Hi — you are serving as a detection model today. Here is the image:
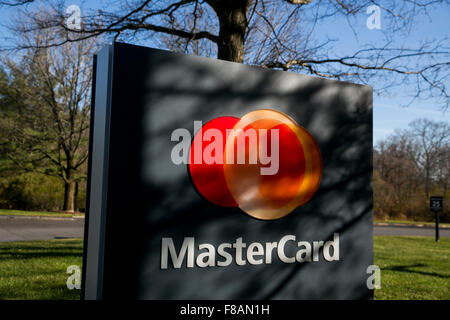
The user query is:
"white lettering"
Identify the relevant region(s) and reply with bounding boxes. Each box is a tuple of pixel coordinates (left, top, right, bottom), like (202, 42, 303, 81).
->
(161, 237, 194, 269)
(161, 234, 340, 269)
(296, 241, 312, 262)
(196, 243, 216, 267)
(277, 235, 296, 263)
(217, 243, 233, 267)
(233, 237, 247, 266)
(323, 233, 340, 261)
(247, 242, 264, 265)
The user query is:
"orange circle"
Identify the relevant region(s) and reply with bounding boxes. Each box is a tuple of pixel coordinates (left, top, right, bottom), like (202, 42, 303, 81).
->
(223, 109, 322, 220)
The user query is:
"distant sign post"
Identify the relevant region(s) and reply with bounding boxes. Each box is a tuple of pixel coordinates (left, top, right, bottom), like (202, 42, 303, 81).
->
(430, 196, 443, 242)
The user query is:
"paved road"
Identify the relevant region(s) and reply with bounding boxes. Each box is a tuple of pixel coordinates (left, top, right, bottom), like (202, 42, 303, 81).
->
(0, 216, 84, 242)
(0, 216, 449, 242)
(373, 225, 450, 237)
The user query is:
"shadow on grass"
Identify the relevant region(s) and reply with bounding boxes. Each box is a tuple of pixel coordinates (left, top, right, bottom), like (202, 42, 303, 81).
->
(384, 264, 450, 279)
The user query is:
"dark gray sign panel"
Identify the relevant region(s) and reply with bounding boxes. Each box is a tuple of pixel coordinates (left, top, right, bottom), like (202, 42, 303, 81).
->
(430, 196, 443, 212)
(83, 42, 373, 299)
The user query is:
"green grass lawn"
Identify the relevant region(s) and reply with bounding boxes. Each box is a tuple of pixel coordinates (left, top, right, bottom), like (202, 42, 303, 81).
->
(0, 208, 84, 218)
(0, 239, 82, 300)
(374, 236, 450, 300)
(0, 236, 448, 300)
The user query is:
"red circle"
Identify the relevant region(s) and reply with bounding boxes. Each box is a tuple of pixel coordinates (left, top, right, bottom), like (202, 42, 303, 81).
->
(188, 116, 239, 207)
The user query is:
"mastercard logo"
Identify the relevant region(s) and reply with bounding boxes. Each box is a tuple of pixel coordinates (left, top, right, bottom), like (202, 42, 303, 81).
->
(188, 109, 322, 220)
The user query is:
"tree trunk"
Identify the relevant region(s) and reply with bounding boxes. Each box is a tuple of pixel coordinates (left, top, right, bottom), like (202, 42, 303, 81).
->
(74, 181, 79, 212)
(444, 184, 448, 211)
(63, 170, 76, 213)
(214, 0, 251, 63)
(425, 166, 430, 199)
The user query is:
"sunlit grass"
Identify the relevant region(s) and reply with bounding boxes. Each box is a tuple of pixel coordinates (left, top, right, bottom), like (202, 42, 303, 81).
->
(0, 209, 84, 218)
(374, 236, 450, 300)
(0, 239, 82, 300)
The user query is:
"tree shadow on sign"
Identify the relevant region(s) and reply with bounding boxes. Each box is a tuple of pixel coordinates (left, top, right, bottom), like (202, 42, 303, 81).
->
(384, 264, 450, 279)
(101, 43, 374, 300)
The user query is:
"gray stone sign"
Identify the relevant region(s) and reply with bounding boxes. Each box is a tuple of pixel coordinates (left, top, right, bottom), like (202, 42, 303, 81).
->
(83, 42, 373, 300)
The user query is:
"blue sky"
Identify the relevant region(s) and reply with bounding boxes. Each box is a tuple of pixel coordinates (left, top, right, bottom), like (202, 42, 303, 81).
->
(309, 3, 450, 144)
(0, 0, 448, 146)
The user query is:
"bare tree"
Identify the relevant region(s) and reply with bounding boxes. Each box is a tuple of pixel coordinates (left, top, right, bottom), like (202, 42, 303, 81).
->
(374, 122, 450, 220)
(406, 118, 450, 199)
(374, 133, 422, 217)
(0, 18, 96, 212)
(1, 0, 449, 108)
(436, 145, 450, 202)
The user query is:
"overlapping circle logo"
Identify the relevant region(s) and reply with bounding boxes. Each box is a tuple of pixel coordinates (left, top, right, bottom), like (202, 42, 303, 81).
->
(188, 109, 322, 220)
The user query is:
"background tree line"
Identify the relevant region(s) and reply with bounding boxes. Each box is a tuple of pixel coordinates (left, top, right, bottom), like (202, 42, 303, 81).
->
(0, 21, 96, 213)
(374, 119, 450, 222)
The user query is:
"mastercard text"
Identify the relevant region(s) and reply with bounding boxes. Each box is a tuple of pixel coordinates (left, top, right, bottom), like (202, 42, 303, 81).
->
(160, 233, 339, 269)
